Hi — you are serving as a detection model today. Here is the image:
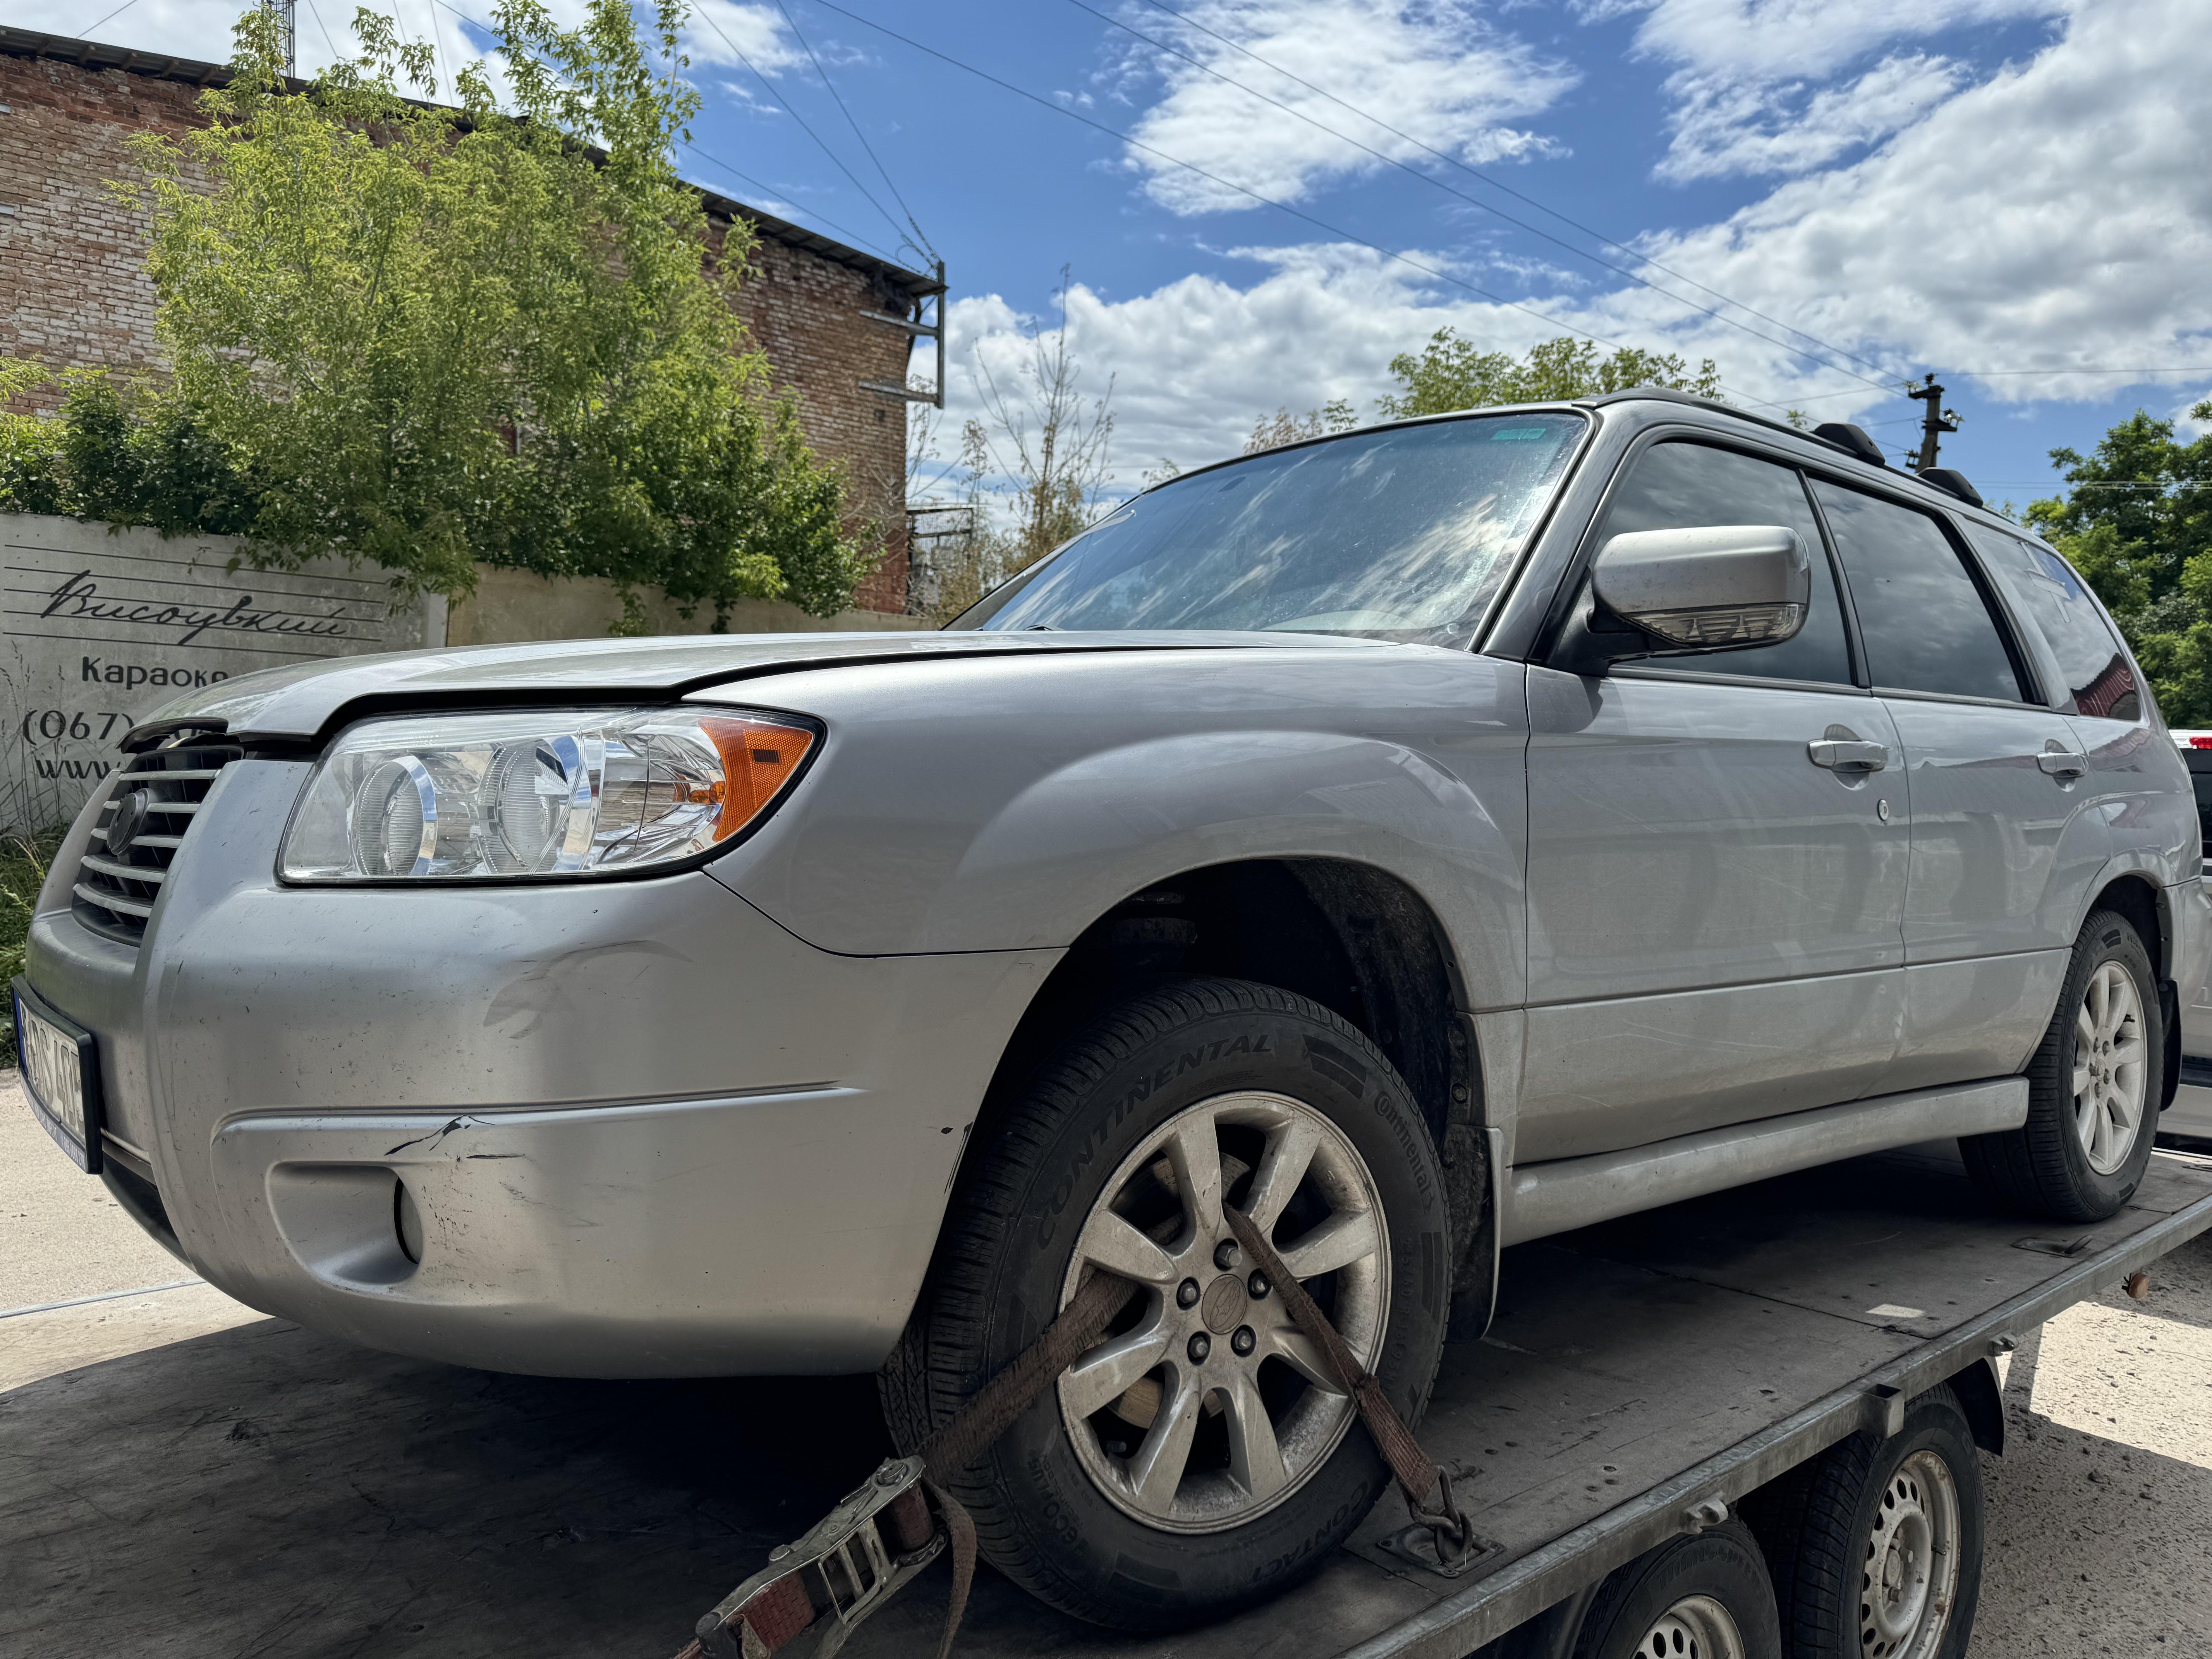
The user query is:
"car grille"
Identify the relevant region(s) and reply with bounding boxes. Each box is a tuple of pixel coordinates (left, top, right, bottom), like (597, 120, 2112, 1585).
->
(70, 742, 244, 946)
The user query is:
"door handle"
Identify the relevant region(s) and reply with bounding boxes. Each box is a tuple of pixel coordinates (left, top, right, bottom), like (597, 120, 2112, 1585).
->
(2038, 745, 2089, 779)
(1808, 739, 1888, 773)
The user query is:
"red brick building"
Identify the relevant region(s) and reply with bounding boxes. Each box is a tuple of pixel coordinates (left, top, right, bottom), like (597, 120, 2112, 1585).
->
(0, 26, 941, 615)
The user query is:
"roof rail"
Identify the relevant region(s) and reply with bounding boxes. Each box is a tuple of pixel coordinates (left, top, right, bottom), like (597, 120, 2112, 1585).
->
(1577, 385, 1866, 462)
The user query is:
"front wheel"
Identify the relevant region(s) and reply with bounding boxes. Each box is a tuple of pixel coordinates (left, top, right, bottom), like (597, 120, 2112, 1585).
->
(880, 978, 1451, 1631)
(1961, 908, 2161, 1221)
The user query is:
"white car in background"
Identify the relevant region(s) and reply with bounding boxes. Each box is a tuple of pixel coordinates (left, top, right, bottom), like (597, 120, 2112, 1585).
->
(2170, 729, 2212, 1143)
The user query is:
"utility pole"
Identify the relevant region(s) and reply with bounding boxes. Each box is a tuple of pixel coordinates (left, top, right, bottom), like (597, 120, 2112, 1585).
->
(263, 0, 297, 79)
(1905, 374, 1960, 471)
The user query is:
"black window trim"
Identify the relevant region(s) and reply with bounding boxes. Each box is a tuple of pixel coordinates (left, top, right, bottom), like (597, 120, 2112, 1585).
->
(1796, 467, 2051, 713)
(1540, 424, 1866, 692)
(1540, 420, 2059, 713)
(1611, 663, 1872, 697)
(1967, 520, 2148, 725)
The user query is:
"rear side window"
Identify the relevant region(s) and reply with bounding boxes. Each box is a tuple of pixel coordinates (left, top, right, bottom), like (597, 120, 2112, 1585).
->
(1597, 441, 1852, 686)
(1811, 481, 2027, 703)
(1963, 524, 2142, 721)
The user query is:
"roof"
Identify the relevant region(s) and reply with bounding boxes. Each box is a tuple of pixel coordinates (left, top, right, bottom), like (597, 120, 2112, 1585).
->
(0, 24, 940, 299)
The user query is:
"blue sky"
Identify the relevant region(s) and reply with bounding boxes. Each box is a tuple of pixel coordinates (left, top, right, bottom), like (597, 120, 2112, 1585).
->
(33, 0, 2212, 510)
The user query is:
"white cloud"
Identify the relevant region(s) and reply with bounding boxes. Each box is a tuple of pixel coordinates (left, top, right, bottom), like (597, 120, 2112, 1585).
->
(681, 1, 802, 77)
(1657, 53, 1965, 180)
(5, 0, 472, 77)
(1596, 0, 2064, 182)
(1113, 0, 1577, 215)
(950, 0, 2212, 477)
(1625, 0, 2212, 406)
(1611, 0, 2059, 81)
(943, 249, 1589, 480)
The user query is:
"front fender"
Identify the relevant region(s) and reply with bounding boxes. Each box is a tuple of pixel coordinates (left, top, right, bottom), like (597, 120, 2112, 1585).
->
(698, 648, 1531, 1010)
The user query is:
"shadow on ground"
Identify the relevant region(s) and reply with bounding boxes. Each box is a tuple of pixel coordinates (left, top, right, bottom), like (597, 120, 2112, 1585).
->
(1, 1317, 918, 1658)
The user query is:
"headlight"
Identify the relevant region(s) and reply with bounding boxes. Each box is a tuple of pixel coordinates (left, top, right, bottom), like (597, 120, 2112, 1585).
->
(280, 707, 818, 883)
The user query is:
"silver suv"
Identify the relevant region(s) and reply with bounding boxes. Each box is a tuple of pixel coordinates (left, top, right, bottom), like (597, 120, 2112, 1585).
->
(18, 391, 2205, 1631)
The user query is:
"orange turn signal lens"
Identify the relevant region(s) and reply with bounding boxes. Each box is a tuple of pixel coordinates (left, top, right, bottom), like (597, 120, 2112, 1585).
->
(696, 716, 818, 842)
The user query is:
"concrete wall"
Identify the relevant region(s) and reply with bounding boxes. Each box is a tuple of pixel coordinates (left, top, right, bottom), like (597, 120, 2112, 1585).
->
(446, 564, 928, 647)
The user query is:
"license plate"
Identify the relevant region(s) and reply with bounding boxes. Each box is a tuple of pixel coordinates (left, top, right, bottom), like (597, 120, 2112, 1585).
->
(12, 979, 103, 1173)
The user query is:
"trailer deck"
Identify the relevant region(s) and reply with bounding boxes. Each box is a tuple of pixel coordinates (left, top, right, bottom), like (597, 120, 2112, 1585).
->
(7, 1142, 2209, 1659)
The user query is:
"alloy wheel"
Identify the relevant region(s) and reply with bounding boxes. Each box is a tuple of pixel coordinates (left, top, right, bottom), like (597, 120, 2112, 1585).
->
(1054, 1091, 1389, 1533)
(2073, 961, 2148, 1176)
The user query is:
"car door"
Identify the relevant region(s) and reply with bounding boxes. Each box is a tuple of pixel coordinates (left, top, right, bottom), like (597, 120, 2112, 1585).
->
(1811, 481, 2101, 1092)
(1519, 438, 1911, 1163)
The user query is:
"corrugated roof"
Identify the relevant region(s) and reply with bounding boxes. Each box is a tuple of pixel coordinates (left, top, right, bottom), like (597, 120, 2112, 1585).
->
(0, 24, 940, 298)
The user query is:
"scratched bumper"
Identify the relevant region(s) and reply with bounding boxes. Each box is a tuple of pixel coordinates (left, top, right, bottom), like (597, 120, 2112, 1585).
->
(22, 759, 1058, 1377)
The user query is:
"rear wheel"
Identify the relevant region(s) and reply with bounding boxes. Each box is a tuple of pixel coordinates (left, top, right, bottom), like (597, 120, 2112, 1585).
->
(1570, 1520, 1779, 1659)
(1744, 1384, 1983, 1659)
(1961, 908, 2160, 1221)
(881, 977, 1450, 1630)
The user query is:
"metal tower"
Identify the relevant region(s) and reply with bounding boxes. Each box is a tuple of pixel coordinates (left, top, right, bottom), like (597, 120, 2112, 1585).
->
(264, 0, 297, 78)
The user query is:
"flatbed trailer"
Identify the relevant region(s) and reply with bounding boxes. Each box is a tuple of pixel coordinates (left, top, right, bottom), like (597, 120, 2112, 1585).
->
(806, 1140, 2212, 1659)
(10, 1139, 2210, 1659)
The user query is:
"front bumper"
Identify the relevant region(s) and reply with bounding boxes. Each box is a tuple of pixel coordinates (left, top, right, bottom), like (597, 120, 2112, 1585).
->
(24, 759, 1057, 1376)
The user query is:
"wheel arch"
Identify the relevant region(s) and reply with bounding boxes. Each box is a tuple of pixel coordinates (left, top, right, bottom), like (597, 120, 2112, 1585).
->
(959, 855, 1499, 1327)
(976, 856, 1472, 1147)
(2080, 869, 2180, 1113)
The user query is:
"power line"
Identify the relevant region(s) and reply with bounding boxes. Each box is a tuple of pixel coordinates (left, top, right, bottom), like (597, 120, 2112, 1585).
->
(691, 5, 911, 253)
(1071, 0, 1897, 397)
(805, 0, 1676, 365)
(76, 0, 142, 39)
(676, 139, 907, 264)
(302, 0, 340, 59)
(423, 0, 907, 264)
(1128, 0, 1899, 387)
(775, 0, 936, 261)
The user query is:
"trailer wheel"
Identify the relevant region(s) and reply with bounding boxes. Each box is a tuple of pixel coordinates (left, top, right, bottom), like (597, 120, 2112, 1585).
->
(1745, 1383, 1984, 1659)
(1571, 1520, 1778, 1659)
(1960, 908, 2160, 1221)
(880, 977, 1450, 1631)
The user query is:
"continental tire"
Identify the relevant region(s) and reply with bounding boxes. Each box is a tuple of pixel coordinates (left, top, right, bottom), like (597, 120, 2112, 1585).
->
(1744, 1383, 1983, 1659)
(1961, 908, 2160, 1222)
(880, 977, 1451, 1631)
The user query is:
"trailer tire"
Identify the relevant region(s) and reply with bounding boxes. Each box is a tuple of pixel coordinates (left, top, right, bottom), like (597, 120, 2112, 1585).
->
(1961, 908, 2160, 1222)
(1745, 1383, 1983, 1659)
(880, 977, 1451, 1632)
(1570, 1519, 1779, 1659)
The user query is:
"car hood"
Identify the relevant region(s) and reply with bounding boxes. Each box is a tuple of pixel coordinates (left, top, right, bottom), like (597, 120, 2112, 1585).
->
(138, 629, 1395, 743)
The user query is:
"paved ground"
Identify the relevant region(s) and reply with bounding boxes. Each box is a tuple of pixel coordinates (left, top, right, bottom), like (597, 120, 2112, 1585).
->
(5, 1072, 2209, 1656)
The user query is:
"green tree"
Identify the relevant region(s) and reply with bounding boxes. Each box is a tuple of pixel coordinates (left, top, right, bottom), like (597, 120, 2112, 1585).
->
(1244, 398, 1358, 455)
(2025, 404, 2212, 723)
(1, 2, 874, 627)
(1377, 332, 1724, 418)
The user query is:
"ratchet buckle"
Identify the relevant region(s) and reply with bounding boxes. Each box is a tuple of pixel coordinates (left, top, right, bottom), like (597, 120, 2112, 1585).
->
(691, 1456, 943, 1659)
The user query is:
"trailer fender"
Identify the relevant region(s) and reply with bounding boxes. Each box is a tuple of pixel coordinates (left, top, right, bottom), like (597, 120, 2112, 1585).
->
(1947, 1355, 2007, 1456)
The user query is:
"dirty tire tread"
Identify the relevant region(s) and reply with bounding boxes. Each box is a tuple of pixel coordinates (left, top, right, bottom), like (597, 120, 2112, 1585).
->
(1960, 909, 2159, 1223)
(879, 975, 1446, 1630)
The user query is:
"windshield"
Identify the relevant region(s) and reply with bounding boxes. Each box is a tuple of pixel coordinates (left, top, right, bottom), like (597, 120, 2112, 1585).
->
(956, 412, 1585, 644)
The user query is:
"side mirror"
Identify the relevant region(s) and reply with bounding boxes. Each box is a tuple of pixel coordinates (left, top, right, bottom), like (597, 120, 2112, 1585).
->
(1591, 525, 1810, 651)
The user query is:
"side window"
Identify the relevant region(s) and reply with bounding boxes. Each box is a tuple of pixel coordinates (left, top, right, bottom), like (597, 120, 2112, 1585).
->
(1810, 481, 2027, 703)
(1595, 441, 1852, 686)
(1964, 524, 2142, 721)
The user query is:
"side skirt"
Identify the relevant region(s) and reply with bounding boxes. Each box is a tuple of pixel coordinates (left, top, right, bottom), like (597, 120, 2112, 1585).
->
(1502, 1078, 2029, 1246)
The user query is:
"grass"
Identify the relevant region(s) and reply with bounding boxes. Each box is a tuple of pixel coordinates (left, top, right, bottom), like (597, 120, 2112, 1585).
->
(0, 828, 65, 1066)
